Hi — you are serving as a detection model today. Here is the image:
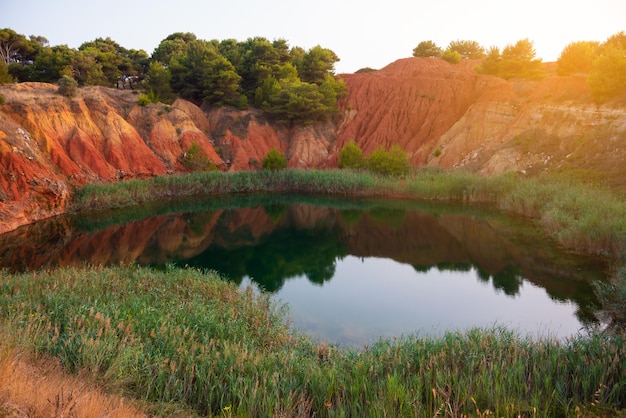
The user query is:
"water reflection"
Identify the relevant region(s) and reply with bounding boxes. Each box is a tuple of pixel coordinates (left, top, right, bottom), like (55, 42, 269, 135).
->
(0, 194, 607, 342)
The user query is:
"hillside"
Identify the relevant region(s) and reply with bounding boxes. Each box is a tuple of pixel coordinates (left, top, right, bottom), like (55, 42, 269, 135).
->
(1, 57, 626, 233)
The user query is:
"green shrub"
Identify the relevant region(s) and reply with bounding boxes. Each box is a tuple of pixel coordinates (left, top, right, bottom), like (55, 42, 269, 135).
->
(262, 147, 288, 170)
(367, 144, 411, 177)
(442, 48, 462, 64)
(137, 93, 151, 106)
(0, 93, 5, 105)
(433, 148, 442, 157)
(183, 142, 217, 172)
(338, 139, 364, 169)
(57, 75, 78, 98)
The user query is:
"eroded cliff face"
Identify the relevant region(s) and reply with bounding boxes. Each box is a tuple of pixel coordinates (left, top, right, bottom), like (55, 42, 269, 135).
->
(1, 57, 626, 233)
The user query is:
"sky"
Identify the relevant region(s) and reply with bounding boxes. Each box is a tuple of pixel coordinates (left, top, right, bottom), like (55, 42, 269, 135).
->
(1, 0, 624, 74)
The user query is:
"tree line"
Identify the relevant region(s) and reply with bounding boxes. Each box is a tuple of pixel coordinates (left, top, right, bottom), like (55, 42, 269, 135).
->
(0, 28, 346, 124)
(412, 32, 626, 102)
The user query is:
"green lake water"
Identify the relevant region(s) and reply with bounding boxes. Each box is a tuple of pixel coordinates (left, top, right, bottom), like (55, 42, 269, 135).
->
(0, 194, 607, 346)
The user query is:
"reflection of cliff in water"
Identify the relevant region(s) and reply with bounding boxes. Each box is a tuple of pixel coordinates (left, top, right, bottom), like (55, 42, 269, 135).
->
(0, 198, 606, 323)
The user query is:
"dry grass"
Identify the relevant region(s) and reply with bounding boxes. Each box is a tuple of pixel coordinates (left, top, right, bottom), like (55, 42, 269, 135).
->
(0, 345, 147, 418)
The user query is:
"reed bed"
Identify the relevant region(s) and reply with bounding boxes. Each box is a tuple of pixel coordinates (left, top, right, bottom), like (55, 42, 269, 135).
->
(0, 266, 623, 417)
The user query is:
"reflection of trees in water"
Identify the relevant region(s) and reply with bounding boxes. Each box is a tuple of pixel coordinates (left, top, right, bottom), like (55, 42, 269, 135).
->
(413, 261, 601, 326)
(185, 228, 347, 292)
(262, 204, 287, 223)
(412, 263, 522, 296)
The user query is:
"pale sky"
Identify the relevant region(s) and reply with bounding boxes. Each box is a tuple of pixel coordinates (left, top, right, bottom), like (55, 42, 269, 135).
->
(1, 0, 624, 74)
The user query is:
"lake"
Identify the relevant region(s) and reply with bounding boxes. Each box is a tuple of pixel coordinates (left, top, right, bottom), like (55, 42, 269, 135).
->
(0, 194, 607, 346)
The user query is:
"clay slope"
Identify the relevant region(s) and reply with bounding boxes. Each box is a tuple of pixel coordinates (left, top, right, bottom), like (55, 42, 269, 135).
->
(0, 84, 336, 233)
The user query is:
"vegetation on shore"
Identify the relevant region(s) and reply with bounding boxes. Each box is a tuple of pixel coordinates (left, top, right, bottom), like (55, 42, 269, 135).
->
(0, 265, 624, 417)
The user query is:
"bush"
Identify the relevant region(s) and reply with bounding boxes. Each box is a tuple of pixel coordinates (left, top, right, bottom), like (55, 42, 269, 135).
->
(0, 93, 5, 105)
(442, 49, 462, 64)
(183, 142, 217, 172)
(262, 147, 288, 170)
(57, 75, 78, 97)
(367, 144, 410, 177)
(338, 139, 364, 169)
(137, 93, 151, 106)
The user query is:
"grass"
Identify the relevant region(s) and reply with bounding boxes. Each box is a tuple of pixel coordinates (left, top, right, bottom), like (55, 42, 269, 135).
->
(73, 168, 626, 260)
(0, 344, 145, 417)
(0, 265, 624, 417)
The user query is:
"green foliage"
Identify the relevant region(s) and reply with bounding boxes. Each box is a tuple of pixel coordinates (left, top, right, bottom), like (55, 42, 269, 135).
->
(0, 60, 14, 83)
(412, 40, 442, 58)
(447, 40, 486, 59)
(338, 139, 365, 169)
(2, 28, 345, 125)
(261, 147, 288, 170)
(137, 93, 151, 106)
(367, 144, 411, 176)
(587, 32, 626, 102)
(476, 39, 544, 79)
(152, 32, 197, 65)
(299, 45, 340, 84)
(144, 61, 173, 103)
(355, 67, 377, 74)
(0, 28, 44, 67)
(78, 37, 148, 88)
(556, 41, 600, 75)
(183, 142, 217, 172)
(57, 75, 78, 97)
(28, 44, 75, 83)
(0, 93, 5, 105)
(441, 48, 462, 64)
(0, 266, 623, 416)
(170, 39, 243, 106)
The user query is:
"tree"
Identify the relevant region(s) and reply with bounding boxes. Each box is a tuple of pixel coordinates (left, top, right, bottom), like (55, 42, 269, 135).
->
(476, 46, 501, 76)
(78, 37, 148, 88)
(447, 40, 485, 59)
(0, 28, 27, 65)
(29, 44, 75, 82)
(587, 45, 626, 102)
(602, 31, 626, 52)
(499, 39, 544, 79)
(152, 32, 197, 65)
(262, 147, 288, 170)
(338, 140, 364, 169)
(556, 41, 599, 75)
(0, 60, 13, 83)
(441, 49, 462, 64)
(477, 40, 544, 80)
(300, 45, 340, 84)
(412, 41, 442, 58)
(144, 61, 173, 103)
(170, 39, 242, 106)
(71, 49, 106, 85)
